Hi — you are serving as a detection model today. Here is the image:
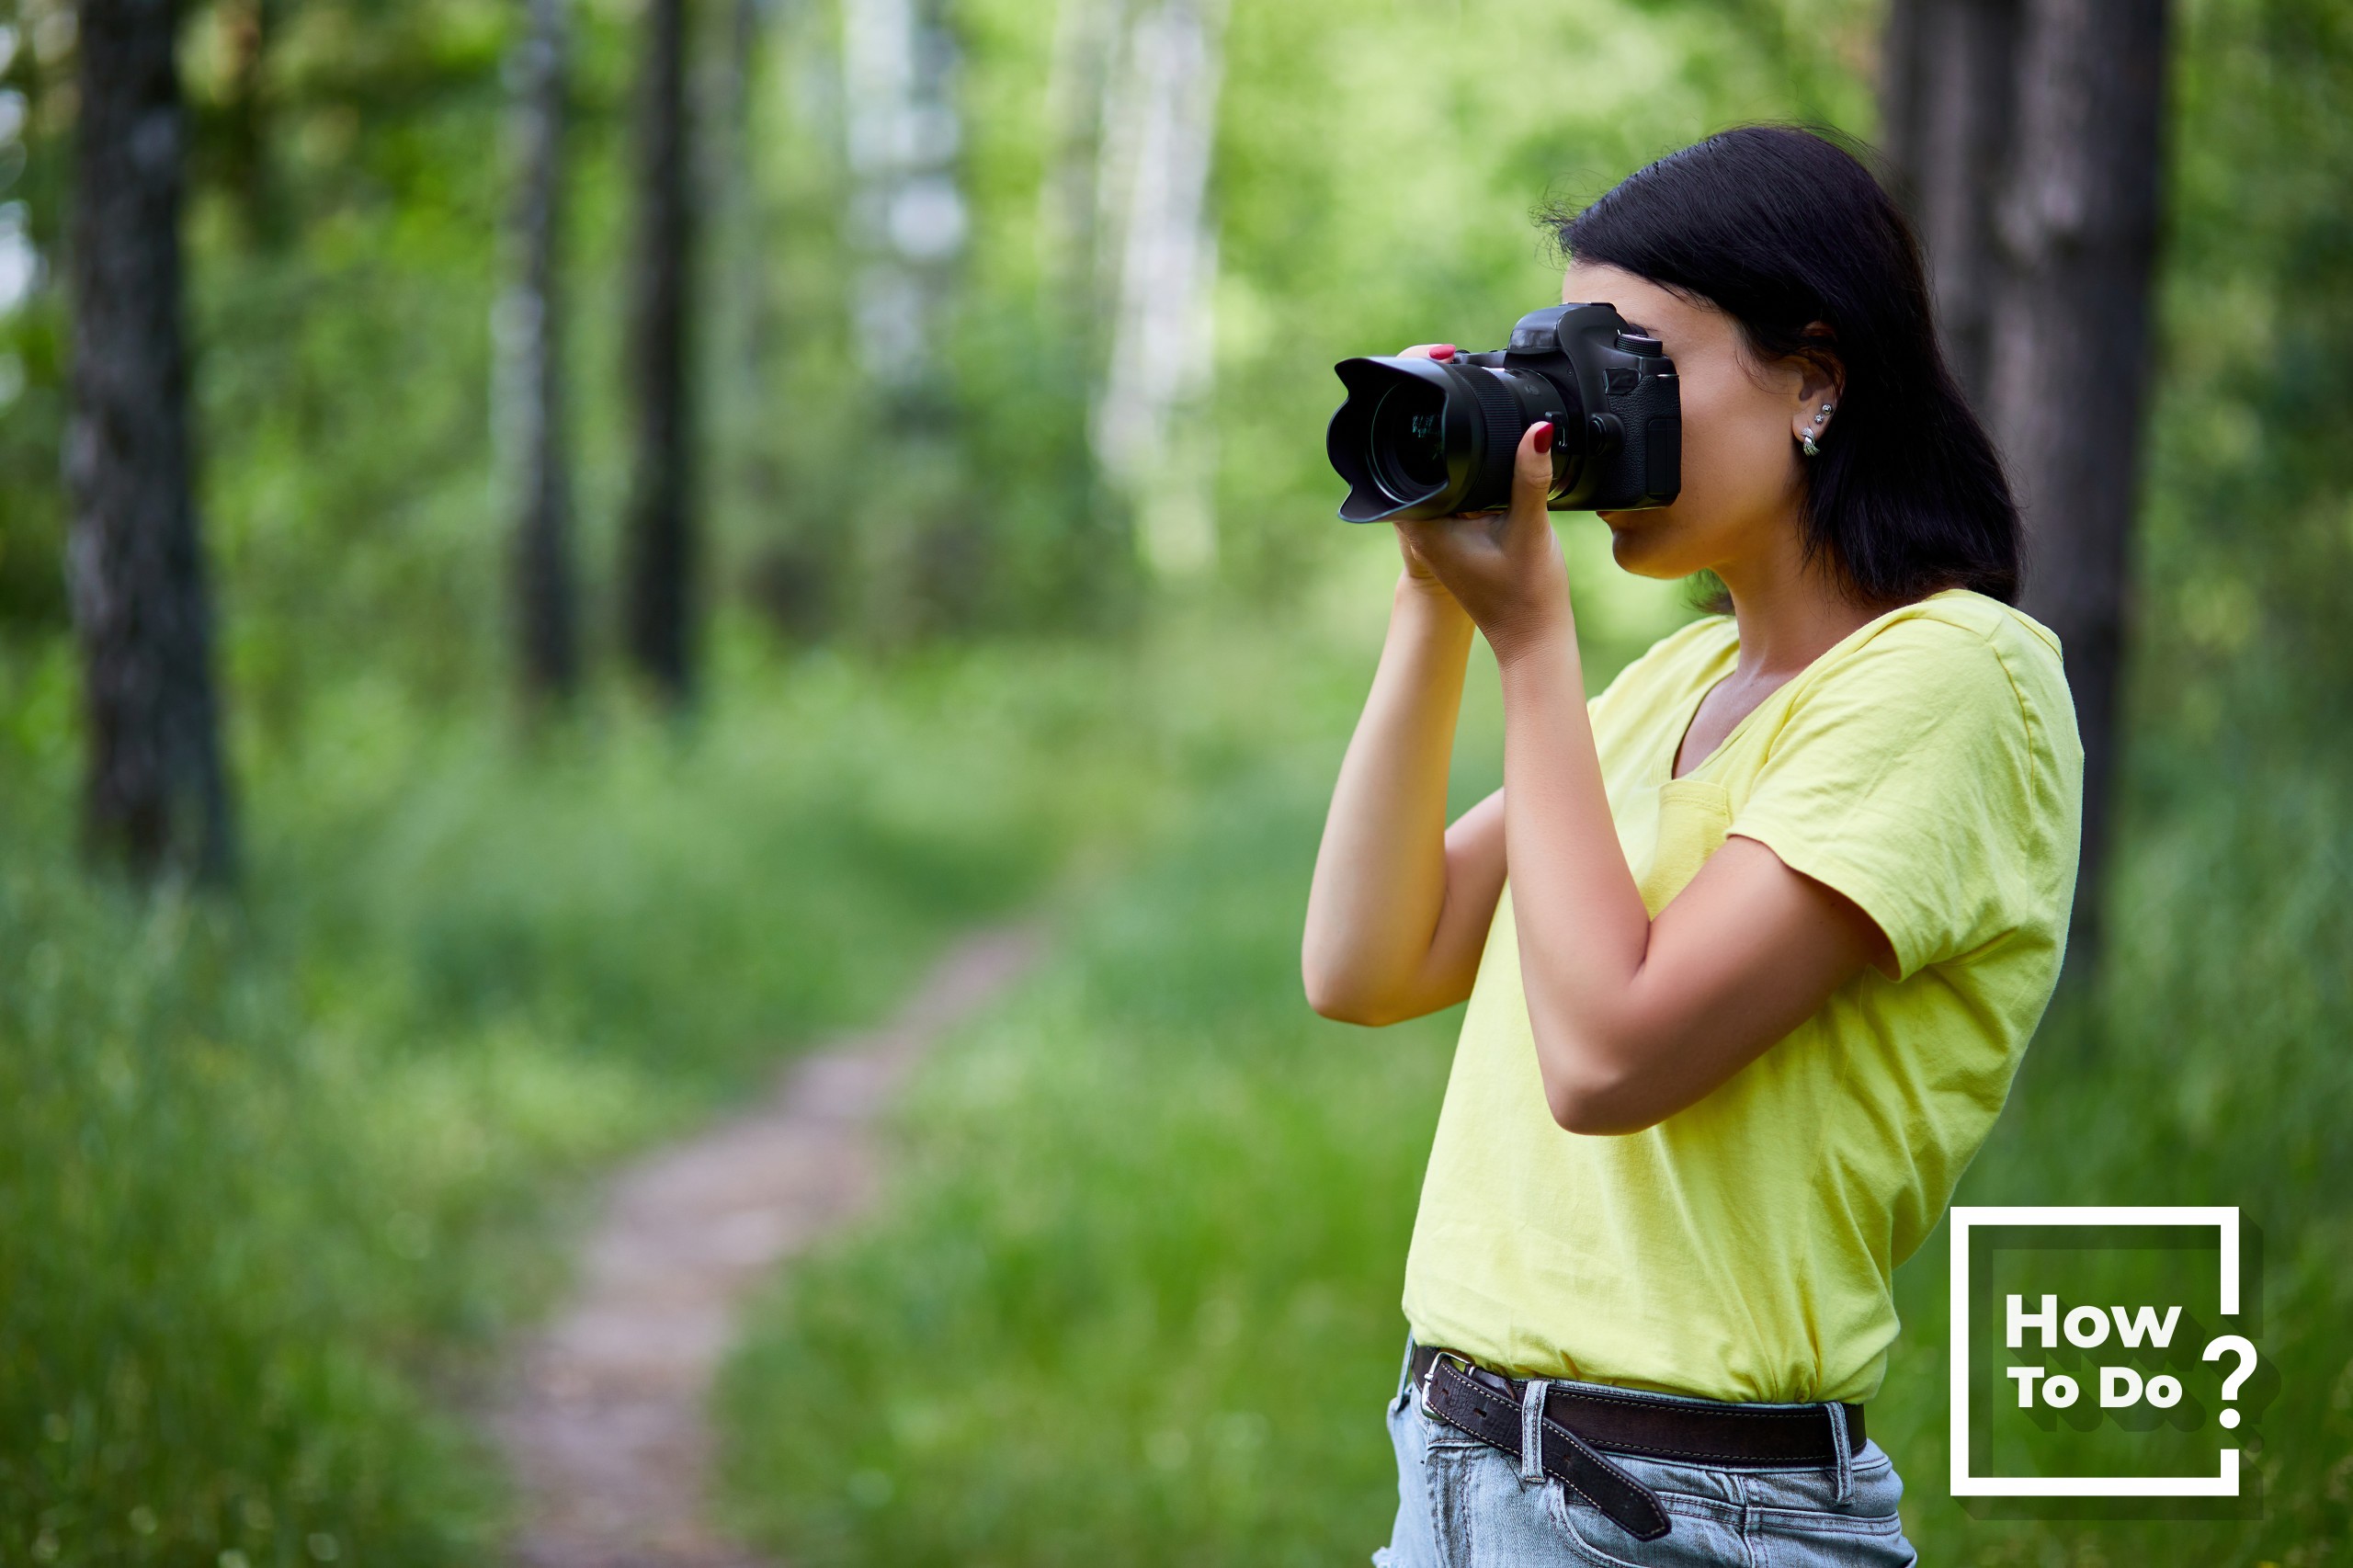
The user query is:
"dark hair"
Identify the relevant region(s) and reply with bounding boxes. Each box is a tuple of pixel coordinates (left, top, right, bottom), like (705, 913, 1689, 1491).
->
(1548, 125, 2019, 605)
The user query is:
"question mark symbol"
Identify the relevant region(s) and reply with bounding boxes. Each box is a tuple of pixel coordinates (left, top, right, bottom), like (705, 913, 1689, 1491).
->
(2203, 1335, 2257, 1429)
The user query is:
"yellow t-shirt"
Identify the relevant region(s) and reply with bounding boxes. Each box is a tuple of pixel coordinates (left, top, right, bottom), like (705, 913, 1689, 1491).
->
(1400, 587, 2083, 1403)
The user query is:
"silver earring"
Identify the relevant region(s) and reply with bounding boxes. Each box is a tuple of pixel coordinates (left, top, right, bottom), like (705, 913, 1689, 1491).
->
(1802, 432, 1820, 458)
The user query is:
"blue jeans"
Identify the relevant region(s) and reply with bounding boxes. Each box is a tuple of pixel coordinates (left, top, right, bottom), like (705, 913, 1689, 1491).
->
(1376, 1343, 1919, 1567)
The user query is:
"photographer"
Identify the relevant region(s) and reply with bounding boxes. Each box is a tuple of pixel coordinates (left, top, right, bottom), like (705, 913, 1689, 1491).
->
(1302, 126, 2083, 1566)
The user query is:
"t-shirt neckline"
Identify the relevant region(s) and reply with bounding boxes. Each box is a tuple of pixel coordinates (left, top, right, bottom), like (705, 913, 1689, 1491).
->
(1658, 589, 1972, 787)
(1663, 640, 1747, 786)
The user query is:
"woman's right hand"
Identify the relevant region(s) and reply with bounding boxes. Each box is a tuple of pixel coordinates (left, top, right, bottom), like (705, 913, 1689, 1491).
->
(1391, 344, 1460, 597)
(1304, 333, 1505, 1027)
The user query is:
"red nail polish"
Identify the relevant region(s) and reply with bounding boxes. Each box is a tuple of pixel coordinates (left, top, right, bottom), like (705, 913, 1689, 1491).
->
(1431, 344, 1457, 359)
(1529, 422, 1554, 450)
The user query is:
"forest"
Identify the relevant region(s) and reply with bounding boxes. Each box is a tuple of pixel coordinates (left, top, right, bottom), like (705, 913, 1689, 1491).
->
(1, 0, 2348, 1562)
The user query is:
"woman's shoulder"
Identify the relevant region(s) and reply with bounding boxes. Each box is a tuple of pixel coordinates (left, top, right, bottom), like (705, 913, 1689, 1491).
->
(1850, 590, 2068, 698)
(1873, 588, 2063, 665)
(1813, 589, 2082, 765)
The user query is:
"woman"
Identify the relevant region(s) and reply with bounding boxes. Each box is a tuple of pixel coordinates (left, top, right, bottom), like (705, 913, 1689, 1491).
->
(1302, 126, 2083, 1566)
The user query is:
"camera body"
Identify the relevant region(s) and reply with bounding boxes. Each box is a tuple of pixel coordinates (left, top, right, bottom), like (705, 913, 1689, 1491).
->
(1326, 302, 1681, 523)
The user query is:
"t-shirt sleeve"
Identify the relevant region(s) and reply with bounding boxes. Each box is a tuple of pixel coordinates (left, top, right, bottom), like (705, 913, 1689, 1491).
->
(1727, 619, 2061, 980)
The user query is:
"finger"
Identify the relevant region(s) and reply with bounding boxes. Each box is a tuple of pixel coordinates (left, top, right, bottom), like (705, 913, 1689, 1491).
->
(1507, 420, 1554, 506)
(1398, 343, 1459, 361)
(1395, 516, 1454, 560)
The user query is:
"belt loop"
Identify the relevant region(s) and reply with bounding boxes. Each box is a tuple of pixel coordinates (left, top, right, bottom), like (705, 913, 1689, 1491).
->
(1824, 1402, 1855, 1506)
(1519, 1379, 1551, 1483)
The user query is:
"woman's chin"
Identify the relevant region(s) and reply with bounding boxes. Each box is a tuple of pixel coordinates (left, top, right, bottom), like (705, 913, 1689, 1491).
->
(1599, 515, 1692, 580)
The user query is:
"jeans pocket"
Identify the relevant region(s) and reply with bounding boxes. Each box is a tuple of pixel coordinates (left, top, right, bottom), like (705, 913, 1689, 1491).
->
(1746, 1507, 1917, 1568)
(1745, 1442, 1905, 1519)
(1743, 1450, 1918, 1567)
(1544, 1483, 1745, 1568)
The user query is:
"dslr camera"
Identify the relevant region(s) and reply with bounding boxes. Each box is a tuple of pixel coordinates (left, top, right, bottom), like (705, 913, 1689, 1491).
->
(1325, 302, 1680, 522)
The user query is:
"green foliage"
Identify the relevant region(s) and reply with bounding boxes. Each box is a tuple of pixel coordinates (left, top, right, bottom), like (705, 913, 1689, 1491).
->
(713, 2, 2353, 1558)
(2137, 0, 2353, 729)
(713, 611, 1483, 1566)
(0, 0, 2345, 1557)
(0, 844, 498, 1567)
(1873, 748, 2353, 1555)
(0, 630, 1174, 1565)
(1206, 0, 1874, 596)
(717, 776, 1449, 1568)
(714, 609, 2351, 1566)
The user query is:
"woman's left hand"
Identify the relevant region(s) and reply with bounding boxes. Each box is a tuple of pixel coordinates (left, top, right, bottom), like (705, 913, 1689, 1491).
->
(1393, 422, 1571, 662)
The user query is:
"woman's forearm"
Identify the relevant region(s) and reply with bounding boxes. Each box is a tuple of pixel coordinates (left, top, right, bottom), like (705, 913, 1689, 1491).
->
(1302, 574, 1477, 1021)
(1473, 605, 1885, 1134)
(1493, 613, 1659, 1118)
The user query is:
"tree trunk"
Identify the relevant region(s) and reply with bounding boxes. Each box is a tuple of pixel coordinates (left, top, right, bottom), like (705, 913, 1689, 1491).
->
(841, 0, 964, 390)
(1091, 0, 1226, 577)
(1984, 0, 2170, 967)
(1882, 0, 2169, 970)
(64, 0, 235, 882)
(1878, 0, 2022, 401)
(715, 0, 771, 389)
(840, 0, 972, 636)
(506, 0, 579, 707)
(1038, 0, 1120, 316)
(620, 0, 697, 701)
(710, 0, 782, 556)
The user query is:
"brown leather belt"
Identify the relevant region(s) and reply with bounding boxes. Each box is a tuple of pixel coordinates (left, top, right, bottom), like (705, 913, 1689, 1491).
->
(1408, 1342, 1867, 1543)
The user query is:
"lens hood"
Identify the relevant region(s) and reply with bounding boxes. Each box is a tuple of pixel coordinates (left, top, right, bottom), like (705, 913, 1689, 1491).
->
(1326, 356, 1531, 523)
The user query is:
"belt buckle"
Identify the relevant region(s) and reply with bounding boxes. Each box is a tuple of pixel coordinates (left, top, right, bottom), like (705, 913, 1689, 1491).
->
(1420, 1349, 1514, 1411)
(1419, 1350, 1472, 1411)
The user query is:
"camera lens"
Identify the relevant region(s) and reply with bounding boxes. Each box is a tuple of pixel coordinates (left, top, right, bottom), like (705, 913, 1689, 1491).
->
(1330, 304, 1677, 522)
(1368, 381, 1449, 499)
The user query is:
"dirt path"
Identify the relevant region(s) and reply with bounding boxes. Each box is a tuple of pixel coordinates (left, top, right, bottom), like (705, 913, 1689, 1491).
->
(494, 919, 1049, 1568)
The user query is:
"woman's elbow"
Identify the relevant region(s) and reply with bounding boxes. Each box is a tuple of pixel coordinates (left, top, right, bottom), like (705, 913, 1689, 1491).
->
(1537, 1042, 1665, 1136)
(1307, 994, 1402, 1028)
(1546, 1083, 1662, 1135)
(1302, 964, 1381, 1026)
(1301, 960, 1415, 1028)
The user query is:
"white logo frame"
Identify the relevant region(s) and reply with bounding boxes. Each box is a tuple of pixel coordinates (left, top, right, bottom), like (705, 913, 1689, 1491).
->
(1949, 1204, 2243, 1497)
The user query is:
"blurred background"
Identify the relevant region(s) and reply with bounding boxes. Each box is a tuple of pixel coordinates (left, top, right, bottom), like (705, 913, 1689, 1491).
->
(0, 0, 2347, 1562)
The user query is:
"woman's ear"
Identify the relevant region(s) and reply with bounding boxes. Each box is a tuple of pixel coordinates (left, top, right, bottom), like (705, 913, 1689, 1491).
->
(1790, 324, 1845, 451)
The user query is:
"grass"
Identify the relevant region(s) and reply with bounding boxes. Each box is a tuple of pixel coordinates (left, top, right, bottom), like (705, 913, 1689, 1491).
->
(0, 624, 1188, 1567)
(714, 766, 1459, 1568)
(715, 582, 2352, 1567)
(9, 518, 2344, 1565)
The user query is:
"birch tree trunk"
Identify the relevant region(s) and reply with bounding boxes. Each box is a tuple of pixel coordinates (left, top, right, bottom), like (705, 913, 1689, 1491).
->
(1039, 0, 1121, 324)
(1091, 0, 1226, 577)
(503, 0, 579, 707)
(841, 0, 970, 632)
(842, 0, 966, 382)
(65, 0, 235, 881)
(621, 0, 698, 701)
